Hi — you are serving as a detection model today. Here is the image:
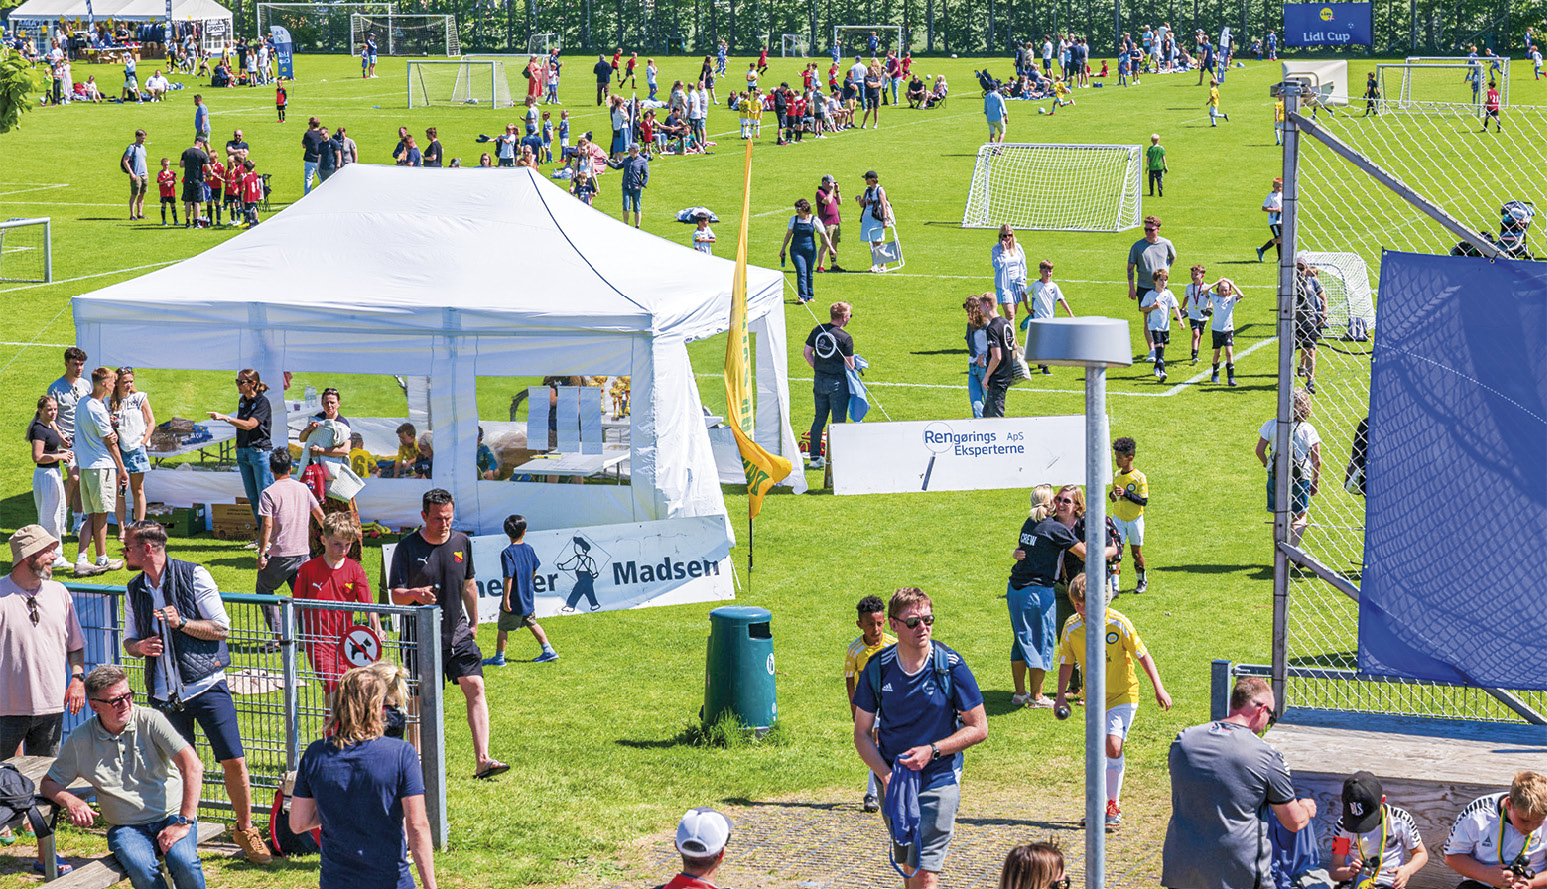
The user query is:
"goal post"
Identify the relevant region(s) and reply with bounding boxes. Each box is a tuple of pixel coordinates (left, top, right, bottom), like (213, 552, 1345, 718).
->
(524, 32, 560, 54)
(407, 59, 513, 108)
(961, 144, 1143, 233)
(353, 13, 459, 56)
(0, 217, 52, 284)
(255, 1, 393, 51)
(1377, 62, 1501, 114)
(832, 25, 905, 56)
(780, 33, 808, 57)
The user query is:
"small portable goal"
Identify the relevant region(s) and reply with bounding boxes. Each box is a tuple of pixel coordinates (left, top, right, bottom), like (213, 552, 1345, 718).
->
(961, 143, 1143, 233)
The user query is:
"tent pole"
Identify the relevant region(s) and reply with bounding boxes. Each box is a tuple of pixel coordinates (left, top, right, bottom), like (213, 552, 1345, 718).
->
(748, 513, 754, 575)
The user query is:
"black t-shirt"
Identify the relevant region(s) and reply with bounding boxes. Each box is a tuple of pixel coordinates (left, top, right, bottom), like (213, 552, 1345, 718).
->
(1063, 514, 1122, 581)
(985, 316, 1019, 387)
(389, 530, 475, 644)
(235, 394, 272, 449)
(805, 323, 853, 378)
(27, 420, 62, 465)
(1009, 517, 1080, 588)
(593, 60, 612, 83)
(180, 146, 208, 183)
(301, 128, 327, 163)
(226, 139, 249, 155)
(423, 139, 443, 167)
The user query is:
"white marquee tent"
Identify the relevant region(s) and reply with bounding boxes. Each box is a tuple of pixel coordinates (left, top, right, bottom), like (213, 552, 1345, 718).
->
(71, 164, 806, 535)
(8, 0, 233, 50)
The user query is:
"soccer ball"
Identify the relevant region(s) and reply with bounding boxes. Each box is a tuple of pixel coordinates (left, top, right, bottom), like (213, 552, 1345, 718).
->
(1038, 107, 1046, 114)
(951, 53, 958, 58)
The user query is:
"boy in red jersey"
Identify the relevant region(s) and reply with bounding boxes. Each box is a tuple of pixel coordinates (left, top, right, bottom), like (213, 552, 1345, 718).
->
(204, 152, 226, 226)
(155, 157, 179, 226)
(275, 77, 287, 123)
(293, 513, 379, 696)
(223, 156, 243, 225)
(240, 161, 263, 225)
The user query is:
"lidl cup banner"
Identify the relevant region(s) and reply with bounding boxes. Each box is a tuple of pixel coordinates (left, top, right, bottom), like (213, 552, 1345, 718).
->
(827, 416, 1087, 495)
(1284, 3, 1372, 47)
(387, 517, 734, 622)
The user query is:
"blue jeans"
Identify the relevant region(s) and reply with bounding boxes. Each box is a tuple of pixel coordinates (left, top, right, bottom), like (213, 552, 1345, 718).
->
(967, 364, 987, 418)
(791, 243, 817, 302)
(107, 817, 207, 889)
(889, 78, 899, 104)
(622, 187, 641, 213)
(302, 160, 318, 194)
(809, 374, 848, 459)
(235, 446, 273, 522)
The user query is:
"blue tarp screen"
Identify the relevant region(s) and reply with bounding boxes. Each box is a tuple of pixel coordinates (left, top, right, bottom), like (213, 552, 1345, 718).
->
(1360, 250, 1547, 689)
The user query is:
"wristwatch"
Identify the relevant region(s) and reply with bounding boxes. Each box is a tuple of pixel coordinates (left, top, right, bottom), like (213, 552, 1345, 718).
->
(169, 814, 191, 826)
(929, 743, 941, 762)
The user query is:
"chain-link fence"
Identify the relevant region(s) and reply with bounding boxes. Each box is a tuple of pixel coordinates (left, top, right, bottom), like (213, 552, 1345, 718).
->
(1269, 83, 1547, 725)
(64, 582, 449, 844)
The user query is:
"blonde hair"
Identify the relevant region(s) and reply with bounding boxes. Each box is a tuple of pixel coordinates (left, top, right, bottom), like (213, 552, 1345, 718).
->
(1511, 771, 1547, 819)
(998, 842, 1065, 889)
(363, 661, 409, 709)
(1029, 485, 1055, 521)
(321, 512, 360, 542)
(1292, 388, 1313, 423)
(1067, 573, 1088, 604)
(329, 667, 388, 746)
(1056, 484, 1086, 520)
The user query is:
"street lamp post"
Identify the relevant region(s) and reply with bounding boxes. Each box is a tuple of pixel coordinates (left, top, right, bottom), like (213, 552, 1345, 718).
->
(1022, 316, 1133, 889)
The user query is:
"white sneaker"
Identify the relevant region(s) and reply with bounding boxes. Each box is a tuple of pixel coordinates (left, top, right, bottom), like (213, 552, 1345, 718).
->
(809, 456, 827, 469)
(1010, 692, 1034, 706)
(74, 559, 103, 577)
(95, 555, 124, 572)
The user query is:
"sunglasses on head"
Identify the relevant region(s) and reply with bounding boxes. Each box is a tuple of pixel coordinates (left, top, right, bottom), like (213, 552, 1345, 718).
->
(893, 614, 935, 628)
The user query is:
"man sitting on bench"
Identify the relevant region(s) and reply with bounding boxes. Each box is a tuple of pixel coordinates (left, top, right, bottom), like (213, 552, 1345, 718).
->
(40, 665, 210, 889)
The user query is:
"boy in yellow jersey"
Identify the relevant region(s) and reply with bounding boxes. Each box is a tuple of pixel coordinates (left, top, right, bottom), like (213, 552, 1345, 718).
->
(1108, 437, 1149, 594)
(1275, 96, 1286, 145)
(1054, 574, 1171, 831)
(746, 90, 764, 138)
(844, 595, 895, 813)
(1207, 78, 1229, 126)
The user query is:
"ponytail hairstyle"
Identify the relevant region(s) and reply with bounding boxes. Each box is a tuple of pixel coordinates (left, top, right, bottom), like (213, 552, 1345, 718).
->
(237, 368, 269, 396)
(1028, 484, 1055, 521)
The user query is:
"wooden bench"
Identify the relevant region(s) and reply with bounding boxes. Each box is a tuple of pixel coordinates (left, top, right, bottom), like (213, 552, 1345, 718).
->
(6, 755, 224, 887)
(1270, 709, 1547, 889)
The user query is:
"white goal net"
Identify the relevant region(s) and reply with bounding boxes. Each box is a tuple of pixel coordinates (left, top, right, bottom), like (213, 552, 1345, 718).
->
(1377, 60, 1509, 112)
(353, 13, 459, 56)
(256, 2, 393, 51)
(833, 25, 904, 56)
(780, 33, 809, 57)
(525, 32, 559, 55)
(0, 217, 51, 283)
(961, 144, 1143, 233)
(407, 59, 513, 107)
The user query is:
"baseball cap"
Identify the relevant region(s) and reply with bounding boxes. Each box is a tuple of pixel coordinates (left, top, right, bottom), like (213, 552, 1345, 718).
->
(675, 807, 732, 857)
(1341, 770, 1384, 834)
(822, 175, 835, 184)
(863, 169, 879, 180)
(9, 524, 59, 563)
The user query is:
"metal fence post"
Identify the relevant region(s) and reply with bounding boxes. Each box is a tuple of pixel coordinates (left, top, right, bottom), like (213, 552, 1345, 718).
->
(281, 598, 300, 772)
(414, 605, 448, 851)
(1271, 76, 1303, 718)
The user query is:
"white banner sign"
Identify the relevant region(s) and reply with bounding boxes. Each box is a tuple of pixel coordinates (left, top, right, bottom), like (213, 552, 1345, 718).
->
(385, 516, 734, 622)
(828, 416, 1088, 495)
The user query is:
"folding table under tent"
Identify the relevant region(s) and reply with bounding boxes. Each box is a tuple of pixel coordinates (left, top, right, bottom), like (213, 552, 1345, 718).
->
(71, 164, 806, 535)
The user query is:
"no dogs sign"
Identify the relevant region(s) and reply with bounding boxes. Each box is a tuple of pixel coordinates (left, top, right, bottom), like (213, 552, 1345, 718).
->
(338, 625, 384, 669)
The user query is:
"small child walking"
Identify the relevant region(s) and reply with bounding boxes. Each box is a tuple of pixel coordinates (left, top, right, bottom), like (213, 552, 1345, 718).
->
(156, 158, 178, 225)
(275, 77, 287, 123)
(1182, 264, 1214, 363)
(483, 515, 559, 665)
(541, 111, 554, 163)
(1207, 78, 1229, 126)
(1109, 437, 1149, 594)
(843, 595, 895, 813)
(1138, 268, 1184, 382)
(692, 215, 716, 254)
(1208, 277, 1245, 386)
(1019, 259, 1075, 374)
(1146, 133, 1167, 197)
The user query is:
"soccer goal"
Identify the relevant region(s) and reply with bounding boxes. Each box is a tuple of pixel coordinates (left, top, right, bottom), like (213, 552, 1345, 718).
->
(353, 13, 459, 56)
(256, 1, 393, 51)
(833, 25, 905, 56)
(0, 217, 52, 284)
(961, 144, 1143, 233)
(407, 59, 513, 108)
(525, 32, 560, 54)
(780, 33, 809, 57)
(1379, 60, 1509, 112)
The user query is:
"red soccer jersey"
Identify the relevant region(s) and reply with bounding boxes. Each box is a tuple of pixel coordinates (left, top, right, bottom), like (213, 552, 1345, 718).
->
(224, 164, 243, 196)
(625, 57, 636, 74)
(758, 48, 768, 65)
(294, 556, 372, 691)
(156, 169, 177, 198)
(611, 51, 621, 68)
(241, 171, 263, 202)
(802, 68, 814, 89)
(640, 118, 654, 141)
(205, 160, 225, 190)
(1487, 87, 1501, 112)
(828, 64, 839, 88)
(902, 56, 913, 75)
(276, 85, 287, 106)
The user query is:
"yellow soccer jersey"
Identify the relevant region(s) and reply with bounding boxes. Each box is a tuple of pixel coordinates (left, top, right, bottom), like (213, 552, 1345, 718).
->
(1113, 468, 1148, 522)
(1208, 86, 1220, 107)
(844, 633, 896, 681)
(1057, 608, 1149, 709)
(747, 101, 764, 123)
(1275, 99, 1285, 122)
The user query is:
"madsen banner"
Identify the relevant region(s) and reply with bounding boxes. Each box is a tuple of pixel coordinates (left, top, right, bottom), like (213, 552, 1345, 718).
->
(385, 516, 734, 622)
(828, 416, 1087, 495)
(1283, 3, 1372, 47)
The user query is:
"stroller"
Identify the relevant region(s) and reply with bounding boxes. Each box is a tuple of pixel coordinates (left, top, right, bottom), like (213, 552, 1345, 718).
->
(1452, 199, 1537, 259)
(975, 69, 1001, 94)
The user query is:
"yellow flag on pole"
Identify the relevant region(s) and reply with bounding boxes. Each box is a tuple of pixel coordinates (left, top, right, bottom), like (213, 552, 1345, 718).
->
(724, 139, 792, 520)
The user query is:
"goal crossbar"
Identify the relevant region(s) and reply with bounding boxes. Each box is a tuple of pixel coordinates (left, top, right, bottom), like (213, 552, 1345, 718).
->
(0, 217, 52, 283)
(407, 59, 512, 108)
(255, 1, 393, 40)
(353, 13, 459, 56)
(1376, 62, 1506, 114)
(833, 24, 904, 53)
(780, 33, 809, 57)
(961, 143, 1143, 233)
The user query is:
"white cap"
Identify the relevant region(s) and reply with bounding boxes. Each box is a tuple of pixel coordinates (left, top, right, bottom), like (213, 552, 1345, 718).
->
(675, 807, 732, 857)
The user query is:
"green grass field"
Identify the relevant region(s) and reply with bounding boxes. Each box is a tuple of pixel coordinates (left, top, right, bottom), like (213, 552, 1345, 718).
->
(0, 49, 1463, 888)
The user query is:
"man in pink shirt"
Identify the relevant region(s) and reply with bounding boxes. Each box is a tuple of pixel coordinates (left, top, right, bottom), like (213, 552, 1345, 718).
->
(816, 174, 844, 273)
(255, 448, 324, 638)
(0, 524, 86, 876)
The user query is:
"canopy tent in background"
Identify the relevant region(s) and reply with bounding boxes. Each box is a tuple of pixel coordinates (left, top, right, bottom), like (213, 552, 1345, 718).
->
(7, 0, 233, 52)
(71, 164, 806, 535)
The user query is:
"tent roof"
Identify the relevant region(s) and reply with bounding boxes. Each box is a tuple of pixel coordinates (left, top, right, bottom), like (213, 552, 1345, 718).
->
(12, 0, 229, 23)
(73, 164, 784, 339)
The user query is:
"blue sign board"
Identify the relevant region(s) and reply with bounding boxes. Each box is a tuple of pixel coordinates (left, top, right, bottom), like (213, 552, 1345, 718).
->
(1284, 2, 1372, 47)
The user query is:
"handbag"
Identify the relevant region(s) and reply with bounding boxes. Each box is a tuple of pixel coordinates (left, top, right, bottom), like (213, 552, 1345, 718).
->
(323, 461, 365, 502)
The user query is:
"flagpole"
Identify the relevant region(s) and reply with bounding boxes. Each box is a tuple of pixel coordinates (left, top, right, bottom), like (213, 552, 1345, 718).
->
(748, 513, 754, 575)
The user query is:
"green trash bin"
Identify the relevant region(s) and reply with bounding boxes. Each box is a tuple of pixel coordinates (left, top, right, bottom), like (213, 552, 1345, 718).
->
(703, 606, 777, 732)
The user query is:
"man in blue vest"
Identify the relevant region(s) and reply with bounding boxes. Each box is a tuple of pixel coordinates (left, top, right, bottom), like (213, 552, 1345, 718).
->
(122, 521, 272, 865)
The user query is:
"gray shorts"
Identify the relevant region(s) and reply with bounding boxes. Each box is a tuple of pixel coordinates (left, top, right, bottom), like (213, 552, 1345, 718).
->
(884, 779, 961, 873)
(0, 713, 64, 757)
